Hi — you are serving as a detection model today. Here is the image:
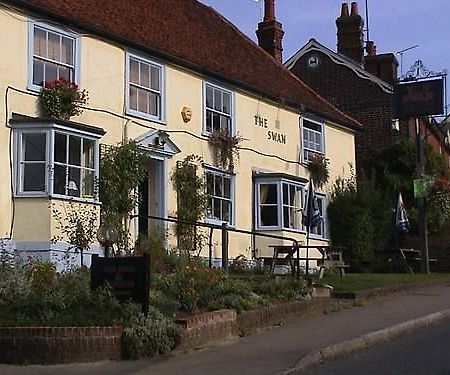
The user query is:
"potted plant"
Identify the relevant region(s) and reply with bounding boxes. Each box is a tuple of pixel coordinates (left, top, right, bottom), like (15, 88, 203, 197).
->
(307, 153, 329, 188)
(208, 129, 243, 172)
(39, 77, 88, 120)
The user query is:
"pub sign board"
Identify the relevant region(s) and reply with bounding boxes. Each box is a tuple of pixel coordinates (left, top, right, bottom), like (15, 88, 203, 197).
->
(393, 78, 444, 118)
(91, 254, 150, 314)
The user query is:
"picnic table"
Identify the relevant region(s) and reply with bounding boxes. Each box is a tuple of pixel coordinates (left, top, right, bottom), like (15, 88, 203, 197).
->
(267, 245, 348, 278)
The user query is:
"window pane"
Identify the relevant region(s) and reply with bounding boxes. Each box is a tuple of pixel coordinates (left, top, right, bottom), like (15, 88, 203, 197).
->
(206, 111, 212, 133)
(68, 167, 80, 197)
(23, 164, 46, 192)
(261, 206, 278, 226)
(206, 85, 213, 108)
(150, 66, 160, 91)
(137, 88, 148, 113)
(130, 59, 139, 84)
(83, 139, 95, 168)
(83, 170, 95, 197)
(220, 115, 230, 132)
(140, 64, 150, 88)
(206, 173, 214, 195)
(283, 206, 290, 228)
(47, 32, 60, 61)
(213, 198, 221, 219)
(260, 184, 278, 204)
(53, 164, 66, 195)
(223, 177, 230, 198)
(222, 200, 230, 222)
(214, 89, 222, 111)
(129, 86, 138, 110)
(214, 175, 222, 197)
(222, 92, 231, 114)
(34, 28, 46, 57)
(69, 135, 81, 166)
(207, 197, 213, 217)
(58, 66, 71, 81)
(54, 133, 67, 163)
(283, 183, 288, 205)
(304, 120, 322, 132)
(212, 113, 220, 132)
(33, 59, 44, 86)
(148, 92, 158, 116)
(23, 133, 46, 161)
(45, 61, 58, 82)
(61, 36, 74, 65)
(290, 185, 296, 205)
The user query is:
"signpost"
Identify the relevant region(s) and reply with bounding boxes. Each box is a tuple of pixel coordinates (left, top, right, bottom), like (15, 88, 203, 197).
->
(394, 74, 445, 274)
(91, 254, 150, 314)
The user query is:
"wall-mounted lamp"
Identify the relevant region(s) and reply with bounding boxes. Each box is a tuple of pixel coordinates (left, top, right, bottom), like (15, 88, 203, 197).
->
(154, 131, 169, 147)
(181, 106, 192, 123)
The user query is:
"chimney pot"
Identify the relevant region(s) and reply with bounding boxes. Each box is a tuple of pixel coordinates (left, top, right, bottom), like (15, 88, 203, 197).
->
(340, 3, 349, 17)
(264, 0, 275, 21)
(366, 41, 377, 56)
(350, 2, 359, 16)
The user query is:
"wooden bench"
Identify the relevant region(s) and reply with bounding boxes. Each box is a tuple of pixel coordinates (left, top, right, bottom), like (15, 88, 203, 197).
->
(399, 248, 437, 274)
(316, 248, 349, 279)
(268, 245, 297, 275)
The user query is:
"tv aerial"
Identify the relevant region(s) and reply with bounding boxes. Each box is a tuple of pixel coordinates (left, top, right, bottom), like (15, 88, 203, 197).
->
(396, 45, 419, 76)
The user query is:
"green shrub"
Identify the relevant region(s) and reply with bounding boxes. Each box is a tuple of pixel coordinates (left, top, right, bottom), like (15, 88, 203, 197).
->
(0, 263, 140, 327)
(252, 277, 307, 301)
(122, 307, 181, 359)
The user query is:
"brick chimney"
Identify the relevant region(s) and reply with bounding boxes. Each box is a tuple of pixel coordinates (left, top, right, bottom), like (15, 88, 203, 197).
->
(364, 52, 399, 84)
(336, 2, 364, 64)
(256, 0, 284, 63)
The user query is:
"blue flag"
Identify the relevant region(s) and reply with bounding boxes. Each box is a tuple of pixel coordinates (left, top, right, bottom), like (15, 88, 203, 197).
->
(302, 180, 322, 229)
(395, 192, 410, 233)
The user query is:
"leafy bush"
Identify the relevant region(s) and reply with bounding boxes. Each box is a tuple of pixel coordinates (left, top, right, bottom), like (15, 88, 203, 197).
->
(0, 262, 139, 327)
(252, 277, 308, 301)
(122, 307, 181, 359)
(327, 174, 392, 268)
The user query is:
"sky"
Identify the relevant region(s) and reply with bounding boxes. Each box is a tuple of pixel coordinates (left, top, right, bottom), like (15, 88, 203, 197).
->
(200, 0, 450, 117)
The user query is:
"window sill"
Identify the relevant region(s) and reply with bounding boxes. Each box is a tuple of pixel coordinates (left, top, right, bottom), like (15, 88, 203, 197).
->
(125, 109, 166, 125)
(205, 217, 233, 227)
(15, 193, 101, 205)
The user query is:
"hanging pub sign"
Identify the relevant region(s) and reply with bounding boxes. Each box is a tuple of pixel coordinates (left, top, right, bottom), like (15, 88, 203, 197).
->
(393, 78, 444, 118)
(91, 254, 150, 314)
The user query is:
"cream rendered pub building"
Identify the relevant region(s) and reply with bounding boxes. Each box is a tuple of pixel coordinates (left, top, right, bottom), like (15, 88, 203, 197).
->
(0, 0, 359, 270)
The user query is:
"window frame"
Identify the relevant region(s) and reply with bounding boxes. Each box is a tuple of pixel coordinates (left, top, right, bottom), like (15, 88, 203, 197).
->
(255, 178, 304, 232)
(254, 177, 328, 239)
(301, 117, 325, 163)
(203, 81, 234, 136)
(204, 166, 235, 226)
(14, 124, 100, 202)
(28, 20, 80, 92)
(125, 52, 166, 123)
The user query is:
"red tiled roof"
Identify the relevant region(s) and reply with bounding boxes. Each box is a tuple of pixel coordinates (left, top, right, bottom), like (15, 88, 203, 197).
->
(5, 0, 362, 130)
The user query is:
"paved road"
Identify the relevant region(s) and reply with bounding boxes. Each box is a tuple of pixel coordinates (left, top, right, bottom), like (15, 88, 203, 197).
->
(2, 284, 450, 375)
(303, 318, 450, 375)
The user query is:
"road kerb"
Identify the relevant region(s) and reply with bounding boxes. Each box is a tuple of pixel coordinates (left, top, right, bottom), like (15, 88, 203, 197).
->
(282, 308, 450, 374)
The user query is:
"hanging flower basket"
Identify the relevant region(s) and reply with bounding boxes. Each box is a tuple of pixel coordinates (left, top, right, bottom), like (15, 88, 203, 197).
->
(208, 129, 243, 172)
(307, 153, 329, 188)
(39, 78, 88, 120)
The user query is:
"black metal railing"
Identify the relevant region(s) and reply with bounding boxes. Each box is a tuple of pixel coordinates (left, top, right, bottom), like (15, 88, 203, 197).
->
(129, 214, 303, 279)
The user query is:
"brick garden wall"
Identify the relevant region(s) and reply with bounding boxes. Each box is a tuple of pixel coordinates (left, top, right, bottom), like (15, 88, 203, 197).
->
(0, 326, 123, 364)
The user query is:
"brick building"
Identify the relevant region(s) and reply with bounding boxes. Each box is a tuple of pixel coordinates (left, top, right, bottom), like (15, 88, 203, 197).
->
(282, 2, 449, 167)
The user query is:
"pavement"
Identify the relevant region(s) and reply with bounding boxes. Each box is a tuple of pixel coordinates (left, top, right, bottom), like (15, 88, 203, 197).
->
(2, 282, 450, 374)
